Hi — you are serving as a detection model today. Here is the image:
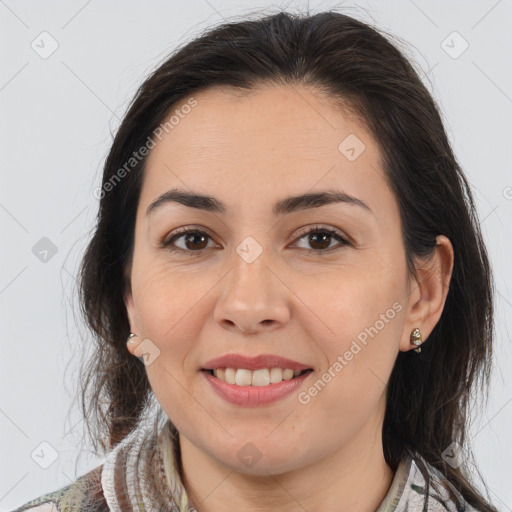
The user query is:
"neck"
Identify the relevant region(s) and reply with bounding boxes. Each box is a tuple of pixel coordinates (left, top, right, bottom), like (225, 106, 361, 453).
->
(177, 406, 395, 512)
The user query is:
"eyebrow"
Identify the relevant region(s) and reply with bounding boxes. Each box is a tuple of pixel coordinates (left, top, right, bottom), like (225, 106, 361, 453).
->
(146, 187, 373, 217)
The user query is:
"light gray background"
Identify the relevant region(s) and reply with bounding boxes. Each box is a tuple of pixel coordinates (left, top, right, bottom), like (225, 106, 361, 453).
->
(1, 0, 511, 510)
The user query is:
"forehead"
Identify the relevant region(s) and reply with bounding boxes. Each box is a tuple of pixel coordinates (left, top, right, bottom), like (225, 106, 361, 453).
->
(140, 84, 392, 218)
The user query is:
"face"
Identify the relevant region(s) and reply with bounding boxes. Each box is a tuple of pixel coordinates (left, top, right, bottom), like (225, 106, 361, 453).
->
(125, 84, 416, 476)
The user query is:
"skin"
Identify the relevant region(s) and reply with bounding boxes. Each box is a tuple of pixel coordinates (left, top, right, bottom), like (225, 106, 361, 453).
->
(125, 84, 454, 512)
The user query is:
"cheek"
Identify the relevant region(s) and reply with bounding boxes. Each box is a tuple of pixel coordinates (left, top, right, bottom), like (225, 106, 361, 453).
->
(130, 266, 187, 373)
(131, 258, 220, 381)
(132, 256, 199, 333)
(293, 254, 401, 343)
(131, 264, 203, 421)
(294, 260, 403, 408)
(297, 319, 400, 444)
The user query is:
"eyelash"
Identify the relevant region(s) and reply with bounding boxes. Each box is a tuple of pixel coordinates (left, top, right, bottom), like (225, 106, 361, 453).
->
(159, 225, 351, 256)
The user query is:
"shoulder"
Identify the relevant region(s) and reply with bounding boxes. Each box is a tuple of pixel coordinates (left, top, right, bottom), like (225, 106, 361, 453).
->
(408, 453, 487, 512)
(9, 465, 108, 512)
(10, 500, 59, 511)
(12, 491, 59, 512)
(10, 486, 69, 511)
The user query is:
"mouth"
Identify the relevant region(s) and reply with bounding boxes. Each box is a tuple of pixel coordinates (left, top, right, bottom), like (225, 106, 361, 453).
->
(201, 367, 314, 387)
(201, 367, 314, 406)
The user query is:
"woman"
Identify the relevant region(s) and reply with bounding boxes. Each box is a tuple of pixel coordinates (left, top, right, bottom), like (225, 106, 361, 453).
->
(13, 9, 498, 512)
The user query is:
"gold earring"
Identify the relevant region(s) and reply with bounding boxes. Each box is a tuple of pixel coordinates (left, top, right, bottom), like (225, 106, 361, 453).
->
(410, 328, 422, 353)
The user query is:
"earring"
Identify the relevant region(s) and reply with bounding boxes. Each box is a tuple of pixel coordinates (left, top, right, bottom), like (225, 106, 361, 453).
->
(127, 333, 145, 363)
(127, 333, 138, 345)
(410, 328, 423, 353)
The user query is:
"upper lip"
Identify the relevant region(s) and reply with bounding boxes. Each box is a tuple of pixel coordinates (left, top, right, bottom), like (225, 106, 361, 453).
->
(202, 353, 313, 371)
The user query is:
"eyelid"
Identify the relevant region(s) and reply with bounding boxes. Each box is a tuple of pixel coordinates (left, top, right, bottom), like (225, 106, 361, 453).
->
(291, 224, 351, 250)
(160, 225, 217, 249)
(160, 224, 351, 254)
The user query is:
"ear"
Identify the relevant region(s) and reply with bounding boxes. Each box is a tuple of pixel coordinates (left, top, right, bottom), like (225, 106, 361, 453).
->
(399, 235, 454, 352)
(124, 281, 141, 357)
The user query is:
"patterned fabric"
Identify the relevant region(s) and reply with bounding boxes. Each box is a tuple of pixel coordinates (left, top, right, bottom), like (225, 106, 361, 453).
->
(11, 416, 481, 512)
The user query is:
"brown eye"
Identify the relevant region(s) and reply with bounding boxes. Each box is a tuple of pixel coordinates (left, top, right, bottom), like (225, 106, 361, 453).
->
(162, 229, 214, 254)
(293, 226, 350, 253)
(161, 225, 350, 256)
(182, 231, 209, 250)
(308, 232, 333, 250)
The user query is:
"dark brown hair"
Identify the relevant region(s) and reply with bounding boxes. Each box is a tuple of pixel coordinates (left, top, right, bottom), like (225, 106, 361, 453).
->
(77, 8, 496, 511)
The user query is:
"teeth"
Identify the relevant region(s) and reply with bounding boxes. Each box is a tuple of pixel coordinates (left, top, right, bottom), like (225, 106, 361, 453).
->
(235, 369, 252, 386)
(224, 368, 236, 385)
(270, 368, 283, 383)
(212, 367, 308, 386)
(283, 369, 294, 380)
(252, 368, 270, 387)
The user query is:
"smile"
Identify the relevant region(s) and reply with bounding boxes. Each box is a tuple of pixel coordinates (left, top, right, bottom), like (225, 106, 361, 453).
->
(201, 368, 314, 406)
(206, 367, 312, 386)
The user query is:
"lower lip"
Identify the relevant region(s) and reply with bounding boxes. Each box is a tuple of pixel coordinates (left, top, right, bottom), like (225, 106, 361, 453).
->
(201, 370, 313, 406)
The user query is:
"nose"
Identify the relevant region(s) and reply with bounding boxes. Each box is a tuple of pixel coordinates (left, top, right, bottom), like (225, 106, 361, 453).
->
(213, 249, 291, 334)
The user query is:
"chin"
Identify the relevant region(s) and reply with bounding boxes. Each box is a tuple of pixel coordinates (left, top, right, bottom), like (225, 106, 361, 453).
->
(214, 444, 307, 477)
(230, 458, 300, 477)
